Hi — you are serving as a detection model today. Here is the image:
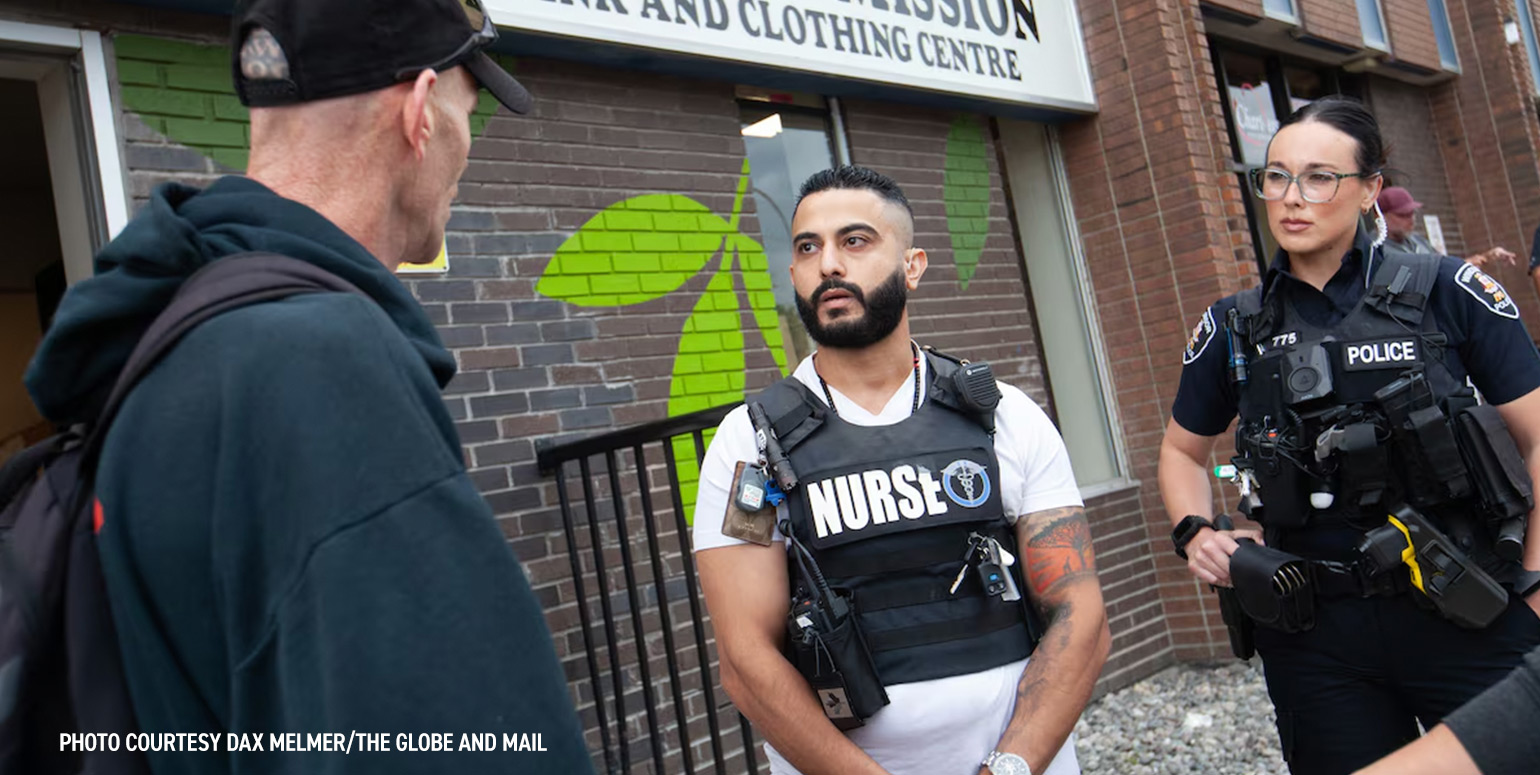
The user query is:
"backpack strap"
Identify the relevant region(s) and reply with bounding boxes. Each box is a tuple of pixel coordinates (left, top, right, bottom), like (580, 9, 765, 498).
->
(0, 434, 74, 526)
(1365, 249, 1440, 326)
(76, 253, 364, 506)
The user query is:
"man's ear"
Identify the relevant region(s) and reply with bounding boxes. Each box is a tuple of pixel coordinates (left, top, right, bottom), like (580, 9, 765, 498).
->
(402, 69, 439, 161)
(904, 247, 928, 289)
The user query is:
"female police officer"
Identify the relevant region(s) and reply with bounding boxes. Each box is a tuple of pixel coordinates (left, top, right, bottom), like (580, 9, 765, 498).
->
(1158, 95, 1540, 775)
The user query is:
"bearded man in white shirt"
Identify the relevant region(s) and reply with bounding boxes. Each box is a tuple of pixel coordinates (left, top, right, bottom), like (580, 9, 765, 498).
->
(691, 165, 1111, 775)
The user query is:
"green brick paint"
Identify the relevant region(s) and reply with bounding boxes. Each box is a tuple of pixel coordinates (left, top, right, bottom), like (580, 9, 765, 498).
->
(114, 34, 505, 172)
(944, 115, 992, 291)
(537, 160, 790, 519)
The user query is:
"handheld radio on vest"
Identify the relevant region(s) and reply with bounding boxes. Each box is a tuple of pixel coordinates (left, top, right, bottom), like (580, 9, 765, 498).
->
(780, 520, 889, 728)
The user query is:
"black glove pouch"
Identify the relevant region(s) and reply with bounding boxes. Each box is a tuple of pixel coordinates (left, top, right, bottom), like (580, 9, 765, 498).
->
(1230, 541, 1316, 633)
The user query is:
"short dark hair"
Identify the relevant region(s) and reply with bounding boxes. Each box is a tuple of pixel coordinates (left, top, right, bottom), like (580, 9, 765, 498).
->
(1273, 95, 1387, 175)
(795, 165, 913, 221)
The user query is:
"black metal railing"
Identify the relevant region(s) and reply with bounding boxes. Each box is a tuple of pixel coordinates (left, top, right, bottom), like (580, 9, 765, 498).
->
(536, 403, 765, 775)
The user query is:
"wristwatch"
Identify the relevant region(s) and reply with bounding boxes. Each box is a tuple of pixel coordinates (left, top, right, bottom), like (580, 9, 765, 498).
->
(1171, 514, 1215, 560)
(982, 751, 1032, 775)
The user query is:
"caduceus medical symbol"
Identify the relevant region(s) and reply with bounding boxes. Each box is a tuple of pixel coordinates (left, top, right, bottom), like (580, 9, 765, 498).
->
(942, 459, 991, 508)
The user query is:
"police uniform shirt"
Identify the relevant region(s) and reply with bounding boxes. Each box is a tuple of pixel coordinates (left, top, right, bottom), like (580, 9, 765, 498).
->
(691, 353, 1084, 775)
(1173, 228, 1540, 439)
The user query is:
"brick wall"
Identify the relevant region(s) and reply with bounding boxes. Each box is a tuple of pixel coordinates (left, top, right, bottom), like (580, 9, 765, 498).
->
(1430, 0, 1540, 328)
(1205, 0, 1268, 20)
(1299, 0, 1366, 48)
(1369, 76, 1466, 251)
(1383, 0, 1444, 71)
(1058, 0, 1257, 669)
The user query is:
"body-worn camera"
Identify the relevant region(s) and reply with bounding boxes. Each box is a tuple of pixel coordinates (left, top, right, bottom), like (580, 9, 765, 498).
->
(1280, 343, 1334, 405)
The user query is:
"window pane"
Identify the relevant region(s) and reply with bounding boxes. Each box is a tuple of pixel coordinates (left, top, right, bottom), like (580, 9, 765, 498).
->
(1221, 52, 1279, 168)
(740, 105, 834, 366)
(1357, 0, 1390, 49)
(998, 120, 1123, 488)
(1263, 0, 1297, 20)
(1515, 0, 1537, 84)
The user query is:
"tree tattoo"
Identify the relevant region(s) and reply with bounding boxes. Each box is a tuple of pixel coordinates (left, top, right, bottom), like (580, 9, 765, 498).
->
(1022, 507, 1098, 607)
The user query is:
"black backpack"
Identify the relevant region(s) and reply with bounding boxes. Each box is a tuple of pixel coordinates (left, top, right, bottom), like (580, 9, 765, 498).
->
(0, 253, 362, 775)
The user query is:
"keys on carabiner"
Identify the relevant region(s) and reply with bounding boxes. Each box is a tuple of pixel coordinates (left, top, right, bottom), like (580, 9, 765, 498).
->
(949, 533, 990, 595)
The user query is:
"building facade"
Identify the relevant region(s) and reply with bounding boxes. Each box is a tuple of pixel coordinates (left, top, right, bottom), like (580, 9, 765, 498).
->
(4, 0, 1540, 769)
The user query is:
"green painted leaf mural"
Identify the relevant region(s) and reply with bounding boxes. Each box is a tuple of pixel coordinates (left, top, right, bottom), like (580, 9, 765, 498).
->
(666, 260, 746, 511)
(736, 235, 788, 375)
(536, 159, 790, 522)
(536, 194, 733, 307)
(944, 115, 992, 291)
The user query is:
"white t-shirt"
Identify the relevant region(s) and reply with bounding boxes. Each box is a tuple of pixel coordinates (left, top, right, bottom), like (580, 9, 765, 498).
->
(692, 353, 1085, 775)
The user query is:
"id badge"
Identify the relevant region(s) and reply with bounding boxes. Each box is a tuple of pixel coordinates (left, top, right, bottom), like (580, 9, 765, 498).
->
(721, 461, 777, 545)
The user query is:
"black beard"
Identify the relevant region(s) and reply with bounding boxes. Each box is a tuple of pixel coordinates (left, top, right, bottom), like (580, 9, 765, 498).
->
(794, 268, 908, 350)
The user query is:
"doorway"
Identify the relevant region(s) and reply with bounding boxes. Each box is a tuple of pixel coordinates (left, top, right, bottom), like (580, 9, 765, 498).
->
(0, 21, 129, 462)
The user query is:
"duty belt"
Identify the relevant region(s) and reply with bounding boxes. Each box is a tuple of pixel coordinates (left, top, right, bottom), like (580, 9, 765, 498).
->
(1309, 557, 1411, 598)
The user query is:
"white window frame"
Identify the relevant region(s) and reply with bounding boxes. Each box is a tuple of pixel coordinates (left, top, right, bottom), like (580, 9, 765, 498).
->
(0, 20, 129, 284)
(1515, 0, 1540, 90)
(1356, 0, 1393, 52)
(997, 119, 1134, 498)
(1262, 0, 1300, 26)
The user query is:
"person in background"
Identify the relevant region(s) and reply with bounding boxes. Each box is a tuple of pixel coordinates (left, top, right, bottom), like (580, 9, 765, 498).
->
(1379, 186, 1516, 269)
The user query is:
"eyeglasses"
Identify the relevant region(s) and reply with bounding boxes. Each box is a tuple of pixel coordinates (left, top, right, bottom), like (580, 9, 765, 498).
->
(1248, 168, 1380, 204)
(395, 0, 497, 81)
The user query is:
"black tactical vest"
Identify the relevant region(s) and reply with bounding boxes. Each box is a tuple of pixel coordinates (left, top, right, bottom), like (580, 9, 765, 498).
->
(1233, 249, 1473, 531)
(753, 354, 1035, 686)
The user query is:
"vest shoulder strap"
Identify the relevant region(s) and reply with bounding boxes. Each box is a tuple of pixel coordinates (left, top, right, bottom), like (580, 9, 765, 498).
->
(1234, 287, 1267, 344)
(751, 378, 825, 453)
(1366, 250, 1440, 325)
(752, 350, 997, 451)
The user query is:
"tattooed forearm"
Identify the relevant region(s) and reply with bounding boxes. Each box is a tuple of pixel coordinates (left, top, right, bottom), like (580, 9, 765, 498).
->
(991, 506, 1110, 772)
(1022, 506, 1098, 604)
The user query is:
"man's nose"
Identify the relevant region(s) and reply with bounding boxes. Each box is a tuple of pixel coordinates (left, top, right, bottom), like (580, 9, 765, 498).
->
(818, 243, 847, 278)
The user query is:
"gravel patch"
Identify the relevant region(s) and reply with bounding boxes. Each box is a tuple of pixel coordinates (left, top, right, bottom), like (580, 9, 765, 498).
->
(1074, 660, 1287, 775)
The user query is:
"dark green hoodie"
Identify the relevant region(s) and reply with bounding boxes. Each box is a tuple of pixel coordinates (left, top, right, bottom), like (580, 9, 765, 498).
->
(26, 177, 593, 774)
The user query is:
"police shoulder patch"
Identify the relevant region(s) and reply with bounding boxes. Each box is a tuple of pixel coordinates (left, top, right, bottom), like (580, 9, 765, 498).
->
(1183, 308, 1218, 365)
(1454, 263, 1520, 320)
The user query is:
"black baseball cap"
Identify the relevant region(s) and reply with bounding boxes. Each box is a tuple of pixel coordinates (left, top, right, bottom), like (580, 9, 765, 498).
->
(232, 0, 532, 114)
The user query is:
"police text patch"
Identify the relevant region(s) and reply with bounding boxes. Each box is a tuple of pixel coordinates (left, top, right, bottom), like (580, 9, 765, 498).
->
(1183, 308, 1217, 365)
(1341, 338, 1419, 371)
(1455, 263, 1520, 319)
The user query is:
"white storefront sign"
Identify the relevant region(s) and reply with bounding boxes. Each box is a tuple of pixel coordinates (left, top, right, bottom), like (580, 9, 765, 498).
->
(489, 0, 1095, 111)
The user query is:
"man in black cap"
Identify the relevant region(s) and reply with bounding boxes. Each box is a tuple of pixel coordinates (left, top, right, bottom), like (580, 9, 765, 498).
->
(23, 2, 592, 772)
